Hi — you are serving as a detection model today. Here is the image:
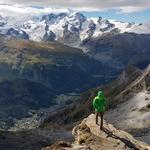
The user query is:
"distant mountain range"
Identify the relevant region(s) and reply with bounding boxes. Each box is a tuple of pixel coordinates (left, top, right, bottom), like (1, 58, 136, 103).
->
(1, 11, 150, 70)
(0, 11, 150, 46)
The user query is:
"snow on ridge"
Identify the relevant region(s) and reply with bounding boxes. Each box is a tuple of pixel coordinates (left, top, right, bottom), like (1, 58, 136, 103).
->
(0, 8, 150, 43)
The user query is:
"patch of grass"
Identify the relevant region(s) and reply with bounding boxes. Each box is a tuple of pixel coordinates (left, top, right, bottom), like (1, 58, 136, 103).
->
(23, 54, 54, 65)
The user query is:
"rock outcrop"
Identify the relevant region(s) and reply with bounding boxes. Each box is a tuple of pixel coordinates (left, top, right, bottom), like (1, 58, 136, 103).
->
(42, 114, 150, 150)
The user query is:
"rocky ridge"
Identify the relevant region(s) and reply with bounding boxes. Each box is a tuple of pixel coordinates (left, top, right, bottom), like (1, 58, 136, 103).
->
(105, 65, 150, 143)
(42, 114, 150, 150)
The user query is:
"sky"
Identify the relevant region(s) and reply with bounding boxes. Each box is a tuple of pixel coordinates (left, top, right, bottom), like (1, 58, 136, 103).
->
(82, 9, 150, 23)
(0, 0, 150, 23)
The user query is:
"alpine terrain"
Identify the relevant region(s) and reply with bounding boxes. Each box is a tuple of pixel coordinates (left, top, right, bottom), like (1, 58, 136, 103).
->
(0, 4, 150, 150)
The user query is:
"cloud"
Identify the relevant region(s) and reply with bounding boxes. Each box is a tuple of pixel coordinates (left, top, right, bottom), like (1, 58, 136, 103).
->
(0, 0, 150, 14)
(0, 4, 70, 17)
(118, 6, 148, 13)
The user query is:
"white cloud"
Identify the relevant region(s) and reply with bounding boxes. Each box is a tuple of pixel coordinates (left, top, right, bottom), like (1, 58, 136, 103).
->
(118, 6, 147, 13)
(0, 0, 150, 14)
(0, 4, 70, 17)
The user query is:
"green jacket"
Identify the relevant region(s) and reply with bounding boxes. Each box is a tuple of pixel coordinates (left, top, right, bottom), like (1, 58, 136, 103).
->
(93, 91, 106, 112)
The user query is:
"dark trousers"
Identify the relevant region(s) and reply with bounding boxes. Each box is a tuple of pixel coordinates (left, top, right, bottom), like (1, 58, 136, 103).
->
(95, 111, 104, 130)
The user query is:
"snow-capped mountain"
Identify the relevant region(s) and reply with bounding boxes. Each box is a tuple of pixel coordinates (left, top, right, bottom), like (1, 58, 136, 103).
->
(0, 15, 7, 27)
(0, 10, 150, 47)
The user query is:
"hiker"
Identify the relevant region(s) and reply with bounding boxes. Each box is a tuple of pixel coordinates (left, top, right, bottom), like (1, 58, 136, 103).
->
(93, 90, 106, 130)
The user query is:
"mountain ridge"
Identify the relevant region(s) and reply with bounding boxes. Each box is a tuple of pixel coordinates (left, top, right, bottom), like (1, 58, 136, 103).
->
(0, 10, 150, 46)
(1, 11, 150, 72)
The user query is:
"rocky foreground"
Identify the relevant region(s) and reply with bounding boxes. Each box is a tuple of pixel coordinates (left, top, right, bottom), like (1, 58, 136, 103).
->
(42, 114, 150, 150)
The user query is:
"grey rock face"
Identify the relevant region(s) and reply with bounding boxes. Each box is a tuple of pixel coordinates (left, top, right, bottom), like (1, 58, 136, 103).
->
(41, 13, 67, 24)
(43, 30, 56, 42)
(7, 28, 29, 39)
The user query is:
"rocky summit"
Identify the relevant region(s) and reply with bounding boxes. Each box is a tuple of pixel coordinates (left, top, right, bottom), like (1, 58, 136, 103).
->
(42, 114, 150, 150)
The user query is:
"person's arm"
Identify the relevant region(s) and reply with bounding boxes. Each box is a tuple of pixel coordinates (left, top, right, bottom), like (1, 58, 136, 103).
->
(93, 98, 98, 109)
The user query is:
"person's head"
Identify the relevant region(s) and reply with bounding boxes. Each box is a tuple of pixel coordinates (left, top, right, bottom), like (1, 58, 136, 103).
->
(97, 90, 105, 98)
